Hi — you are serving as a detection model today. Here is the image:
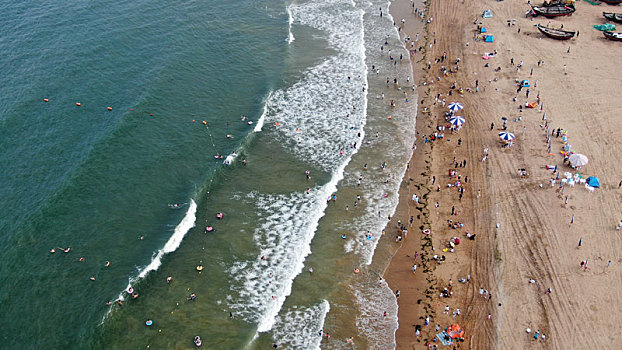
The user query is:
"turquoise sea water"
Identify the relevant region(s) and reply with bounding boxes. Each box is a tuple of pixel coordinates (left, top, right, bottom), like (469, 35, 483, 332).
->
(0, 0, 417, 348)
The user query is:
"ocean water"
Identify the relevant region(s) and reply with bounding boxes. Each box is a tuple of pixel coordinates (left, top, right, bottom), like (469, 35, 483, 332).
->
(0, 0, 416, 348)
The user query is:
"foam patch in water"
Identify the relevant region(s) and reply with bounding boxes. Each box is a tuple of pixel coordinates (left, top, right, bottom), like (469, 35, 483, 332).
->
(353, 277, 398, 349)
(272, 300, 330, 349)
(260, 0, 367, 172)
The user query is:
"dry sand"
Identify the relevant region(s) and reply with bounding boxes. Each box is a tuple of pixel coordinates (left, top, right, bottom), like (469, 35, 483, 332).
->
(385, 0, 622, 348)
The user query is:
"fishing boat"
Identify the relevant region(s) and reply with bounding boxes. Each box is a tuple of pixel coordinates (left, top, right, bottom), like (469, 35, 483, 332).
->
(600, 0, 622, 5)
(536, 24, 576, 39)
(603, 31, 622, 41)
(603, 12, 622, 23)
(531, 5, 576, 17)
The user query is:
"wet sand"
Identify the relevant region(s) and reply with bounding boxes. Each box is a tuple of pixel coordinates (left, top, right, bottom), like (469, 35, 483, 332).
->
(385, 0, 622, 348)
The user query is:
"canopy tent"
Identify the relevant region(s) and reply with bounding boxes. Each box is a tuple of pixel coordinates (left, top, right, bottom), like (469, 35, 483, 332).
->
(569, 153, 588, 167)
(586, 176, 600, 188)
(448, 324, 465, 339)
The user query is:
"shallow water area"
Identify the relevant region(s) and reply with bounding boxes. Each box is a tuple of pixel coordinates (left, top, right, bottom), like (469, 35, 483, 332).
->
(0, 0, 418, 348)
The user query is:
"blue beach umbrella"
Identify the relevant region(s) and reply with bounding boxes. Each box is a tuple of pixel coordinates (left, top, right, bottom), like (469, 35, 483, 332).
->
(449, 115, 466, 126)
(448, 102, 464, 112)
(498, 131, 515, 141)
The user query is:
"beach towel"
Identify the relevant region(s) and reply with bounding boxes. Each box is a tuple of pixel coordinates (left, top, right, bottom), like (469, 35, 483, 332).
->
(436, 332, 453, 346)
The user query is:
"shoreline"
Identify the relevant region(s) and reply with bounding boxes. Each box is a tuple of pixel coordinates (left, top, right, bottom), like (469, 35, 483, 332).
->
(384, 0, 622, 348)
(383, 0, 440, 347)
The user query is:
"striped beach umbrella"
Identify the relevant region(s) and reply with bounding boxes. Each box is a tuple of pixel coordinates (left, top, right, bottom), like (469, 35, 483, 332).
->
(448, 102, 464, 112)
(449, 115, 466, 126)
(498, 131, 515, 141)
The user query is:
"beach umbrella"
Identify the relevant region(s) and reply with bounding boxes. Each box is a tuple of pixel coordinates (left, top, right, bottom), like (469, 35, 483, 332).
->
(569, 153, 588, 167)
(498, 131, 515, 141)
(448, 102, 464, 112)
(449, 115, 466, 126)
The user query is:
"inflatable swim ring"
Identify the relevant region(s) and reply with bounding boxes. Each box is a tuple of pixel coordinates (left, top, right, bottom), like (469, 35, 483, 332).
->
(353, 268, 360, 274)
(196, 265, 204, 271)
(205, 226, 214, 232)
(145, 320, 153, 326)
(422, 229, 431, 235)
(216, 213, 224, 219)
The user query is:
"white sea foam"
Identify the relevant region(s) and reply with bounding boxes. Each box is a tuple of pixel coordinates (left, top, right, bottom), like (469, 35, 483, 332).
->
(224, 152, 238, 165)
(117, 200, 197, 301)
(260, 0, 367, 172)
(253, 90, 272, 133)
(353, 277, 398, 348)
(271, 301, 330, 349)
(287, 3, 295, 44)
(231, 0, 415, 346)
(228, 157, 349, 334)
(228, 0, 368, 336)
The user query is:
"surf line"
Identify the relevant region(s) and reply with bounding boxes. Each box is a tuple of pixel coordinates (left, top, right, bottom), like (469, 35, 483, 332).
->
(121, 200, 196, 299)
(253, 89, 272, 133)
(287, 2, 295, 44)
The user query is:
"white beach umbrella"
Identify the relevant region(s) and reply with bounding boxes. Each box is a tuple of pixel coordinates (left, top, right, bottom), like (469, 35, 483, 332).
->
(448, 102, 464, 112)
(569, 153, 588, 167)
(498, 131, 515, 141)
(449, 115, 466, 126)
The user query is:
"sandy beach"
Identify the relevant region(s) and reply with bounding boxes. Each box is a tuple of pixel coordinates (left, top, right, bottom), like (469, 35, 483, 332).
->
(385, 0, 622, 348)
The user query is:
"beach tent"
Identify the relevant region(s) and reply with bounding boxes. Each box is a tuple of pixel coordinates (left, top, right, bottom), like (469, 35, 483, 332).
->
(482, 9, 493, 18)
(448, 324, 465, 339)
(481, 26, 487, 33)
(521, 79, 530, 87)
(586, 176, 600, 188)
(484, 35, 494, 42)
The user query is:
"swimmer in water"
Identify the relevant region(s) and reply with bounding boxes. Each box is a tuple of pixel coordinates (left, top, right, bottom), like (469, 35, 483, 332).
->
(50, 248, 56, 253)
(166, 276, 172, 283)
(79, 257, 85, 262)
(105, 261, 111, 267)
